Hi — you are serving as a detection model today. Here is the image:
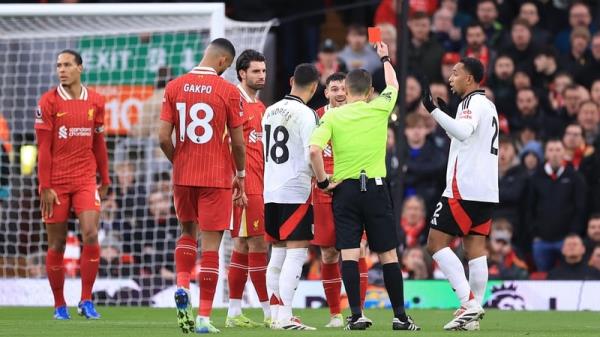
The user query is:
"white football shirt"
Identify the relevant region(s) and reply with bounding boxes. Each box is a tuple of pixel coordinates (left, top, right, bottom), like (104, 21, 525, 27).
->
(442, 90, 499, 203)
(262, 95, 318, 203)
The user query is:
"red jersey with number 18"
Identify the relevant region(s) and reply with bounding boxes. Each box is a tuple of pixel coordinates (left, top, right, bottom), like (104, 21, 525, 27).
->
(160, 66, 245, 188)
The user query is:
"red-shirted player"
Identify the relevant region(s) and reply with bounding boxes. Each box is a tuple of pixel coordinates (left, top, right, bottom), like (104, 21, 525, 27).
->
(34, 50, 110, 320)
(225, 49, 270, 328)
(158, 38, 246, 334)
(312, 73, 371, 328)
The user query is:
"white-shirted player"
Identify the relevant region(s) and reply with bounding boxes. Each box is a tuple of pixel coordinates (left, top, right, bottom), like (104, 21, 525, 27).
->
(262, 63, 320, 330)
(421, 57, 499, 331)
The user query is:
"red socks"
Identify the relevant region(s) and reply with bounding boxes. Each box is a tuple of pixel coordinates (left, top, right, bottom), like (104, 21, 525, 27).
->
(248, 252, 268, 302)
(359, 257, 368, 308)
(199, 251, 219, 317)
(321, 262, 342, 315)
(228, 251, 248, 300)
(47, 249, 66, 308)
(80, 244, 100, 302)
(175, 235, 197, 288)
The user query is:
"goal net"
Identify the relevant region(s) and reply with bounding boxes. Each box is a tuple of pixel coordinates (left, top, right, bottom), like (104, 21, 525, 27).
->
(0, 3, 274, 307)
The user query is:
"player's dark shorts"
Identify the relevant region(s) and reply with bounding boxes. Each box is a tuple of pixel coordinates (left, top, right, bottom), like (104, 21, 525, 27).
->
(265, 202, 314, 242)
(429, 196, 496, 237)
(332, 178, 398, 252)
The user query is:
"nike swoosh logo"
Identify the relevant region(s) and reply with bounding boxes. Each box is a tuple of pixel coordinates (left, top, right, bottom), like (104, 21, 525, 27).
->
(57, 112, 68, 117)
(248, 116, 254, 120)
(89, 258, 100, 262)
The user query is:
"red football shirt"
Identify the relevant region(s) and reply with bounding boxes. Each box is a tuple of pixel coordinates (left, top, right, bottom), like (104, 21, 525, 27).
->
(35, 85, 105, 186)
(312, 105, 334, 204)
(161, 66, 245, 188)
(238, 85, 265, 195)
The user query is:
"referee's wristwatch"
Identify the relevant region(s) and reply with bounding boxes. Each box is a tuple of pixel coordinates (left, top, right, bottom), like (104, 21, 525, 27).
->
(380, 56, 391, 64)
(317, 177, 330, 190)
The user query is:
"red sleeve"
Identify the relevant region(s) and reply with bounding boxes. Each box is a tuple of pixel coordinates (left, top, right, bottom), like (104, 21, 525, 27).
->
(34, 94, 54, 131)
(94, 95, 105, 127)
(160, 83, 175, 124)
(226, 86, 245, 129)
(35, 128, 53, 189)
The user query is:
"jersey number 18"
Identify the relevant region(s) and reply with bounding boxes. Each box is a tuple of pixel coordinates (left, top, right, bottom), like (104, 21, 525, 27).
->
(264, 124, 289, 164)
(176, 102, 214, 144)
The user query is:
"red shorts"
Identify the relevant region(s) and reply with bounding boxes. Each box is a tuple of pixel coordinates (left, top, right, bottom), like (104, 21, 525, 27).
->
(232, 194, 265, 238)
(173, 185, 232, 231)
(311, 202, 335, 247)
(44, 183, 100, 224)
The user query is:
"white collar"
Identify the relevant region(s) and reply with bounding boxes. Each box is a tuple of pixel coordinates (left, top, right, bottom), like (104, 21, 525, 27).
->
(237, 84, 258, 103)
(57, 84, 87, 101)
(189, 66, 217, 75)
(544, 162, 565, 179)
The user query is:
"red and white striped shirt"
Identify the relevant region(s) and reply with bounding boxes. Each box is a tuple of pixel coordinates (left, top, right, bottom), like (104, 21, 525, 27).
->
(161, 66, 245, 188)
(312, 105, 334, 204)
(238, 85, 265, 195)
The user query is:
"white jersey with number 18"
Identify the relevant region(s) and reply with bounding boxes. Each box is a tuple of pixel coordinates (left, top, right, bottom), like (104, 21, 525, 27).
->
(262, 95, 319, 204)
(443, 90, 499, 203)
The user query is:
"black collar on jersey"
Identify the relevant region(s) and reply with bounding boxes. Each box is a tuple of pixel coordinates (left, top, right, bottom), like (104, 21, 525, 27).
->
(460, 89, 485, 110)
(284, 94, 305, 105)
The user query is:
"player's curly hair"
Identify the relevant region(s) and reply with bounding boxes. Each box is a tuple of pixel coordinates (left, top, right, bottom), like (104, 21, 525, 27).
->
(236, 49, 266, 82)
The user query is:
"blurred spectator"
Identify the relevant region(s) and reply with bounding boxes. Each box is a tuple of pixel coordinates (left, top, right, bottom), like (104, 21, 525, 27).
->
(548, 72, 574, 112)
(440, 52, 460, 84)
(113, 160, 147, 223)
(561, 27, 592, 76)
(576, 32, 600, 88)
(556, 85, 590, 134)
(374, 0, 439, 26)
(439, 0, 471, 29)
(476, 0, 503, 47)
(99, 189, 120, 231)
(311, 38, 347, 108)
(99, 232, 133, 278)
(562, 123, 592, 169)
(405, 75, 423, 114)
(581, 137, 600, 214)
(130, 67, 171, 137)
(510, 88, 545, 137)
(591, 79, 600, 107)
(584, 214, 600, 258)
(338, 24, 380, 74)
(532, 48, 561, 94)
(487, 218, 529, 280)
(577, 100, 600, 145)
(518, 1, 552, 45)
(401, 247, 431, 280)
(488, 54, 516, 116)
(495, 136, 528, 252)
(547, 234, 600, 280)
(554, 2, 596, 55)
(527, 139, 587, 271)
(504, 18, 539, 70)
(461, 22, 494, 81)
(400, 195, 428, 249)
(589, 245, 600, 272)
(0, 112, 9, 203)
(403, 113, 446, 215)
(407, 11, 445, 82)
(513, 69, 532, 92)
(433, 7, 462, 52)
(26, 252, 45, 278)
(386, 125, 402, 224)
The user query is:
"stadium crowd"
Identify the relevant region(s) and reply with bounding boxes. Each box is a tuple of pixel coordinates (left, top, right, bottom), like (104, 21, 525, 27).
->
(2, 0, 600, 286)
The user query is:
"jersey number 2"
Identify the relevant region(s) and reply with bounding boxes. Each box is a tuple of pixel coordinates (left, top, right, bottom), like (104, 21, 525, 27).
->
(490, 116, 499, 155)
(264, 124, 289, 164)
(176, 102, 214, 144)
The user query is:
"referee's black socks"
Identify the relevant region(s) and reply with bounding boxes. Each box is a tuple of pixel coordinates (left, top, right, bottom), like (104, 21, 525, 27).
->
(383, 262, 408, 321)
(341, 260, 362, 319)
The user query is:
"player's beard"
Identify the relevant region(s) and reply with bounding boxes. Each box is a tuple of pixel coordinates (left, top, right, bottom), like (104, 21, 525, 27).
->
(248, 81, 265, 91)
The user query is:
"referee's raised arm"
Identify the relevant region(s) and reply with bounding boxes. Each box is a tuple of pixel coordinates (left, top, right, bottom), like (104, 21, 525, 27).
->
(376, 42, 398, 90)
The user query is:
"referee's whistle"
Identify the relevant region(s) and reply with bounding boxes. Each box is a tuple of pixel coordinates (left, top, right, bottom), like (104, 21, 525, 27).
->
(360, 170, 367, 192)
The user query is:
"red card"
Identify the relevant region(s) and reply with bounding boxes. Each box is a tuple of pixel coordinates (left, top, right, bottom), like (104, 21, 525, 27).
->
(368, 27, 382, 43)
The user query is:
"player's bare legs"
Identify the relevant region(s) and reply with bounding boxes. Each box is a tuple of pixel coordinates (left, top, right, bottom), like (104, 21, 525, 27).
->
(45, 222, 69, 319)
(319, 246, 343, 327)
(427, 229, 484, 330)
(76, 210, 101, 319)
(226, 236, 268, 328)
(174, 221, 197, 333)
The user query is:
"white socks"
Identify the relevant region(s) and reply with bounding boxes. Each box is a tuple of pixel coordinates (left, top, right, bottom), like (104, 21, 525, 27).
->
(227, 299, 242, 317)
(277, 248, 307, 322)
(266, 246, 286, 320)
(260, 301, 271, 319)
(432, 247, 472, 305)
(468, 256, 488, 305)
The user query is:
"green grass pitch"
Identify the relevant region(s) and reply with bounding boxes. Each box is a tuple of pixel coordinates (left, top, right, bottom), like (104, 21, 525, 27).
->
(0, 307, 599, 337)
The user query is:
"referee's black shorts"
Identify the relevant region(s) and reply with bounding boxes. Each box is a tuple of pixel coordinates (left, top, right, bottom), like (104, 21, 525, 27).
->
(332, 178, 398, 252)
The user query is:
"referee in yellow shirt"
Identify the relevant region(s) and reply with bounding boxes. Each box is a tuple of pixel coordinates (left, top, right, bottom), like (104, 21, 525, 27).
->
(309, 42, 420, 331)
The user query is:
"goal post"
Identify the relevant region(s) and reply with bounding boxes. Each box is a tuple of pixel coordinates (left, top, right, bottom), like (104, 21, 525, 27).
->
(0, 3, 273, 306)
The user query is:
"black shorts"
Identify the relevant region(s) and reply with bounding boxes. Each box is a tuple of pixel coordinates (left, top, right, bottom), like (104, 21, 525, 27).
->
(332, 179, 398, 252)
(429, 196, 495, 237)
(265, 202, 314, 242)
